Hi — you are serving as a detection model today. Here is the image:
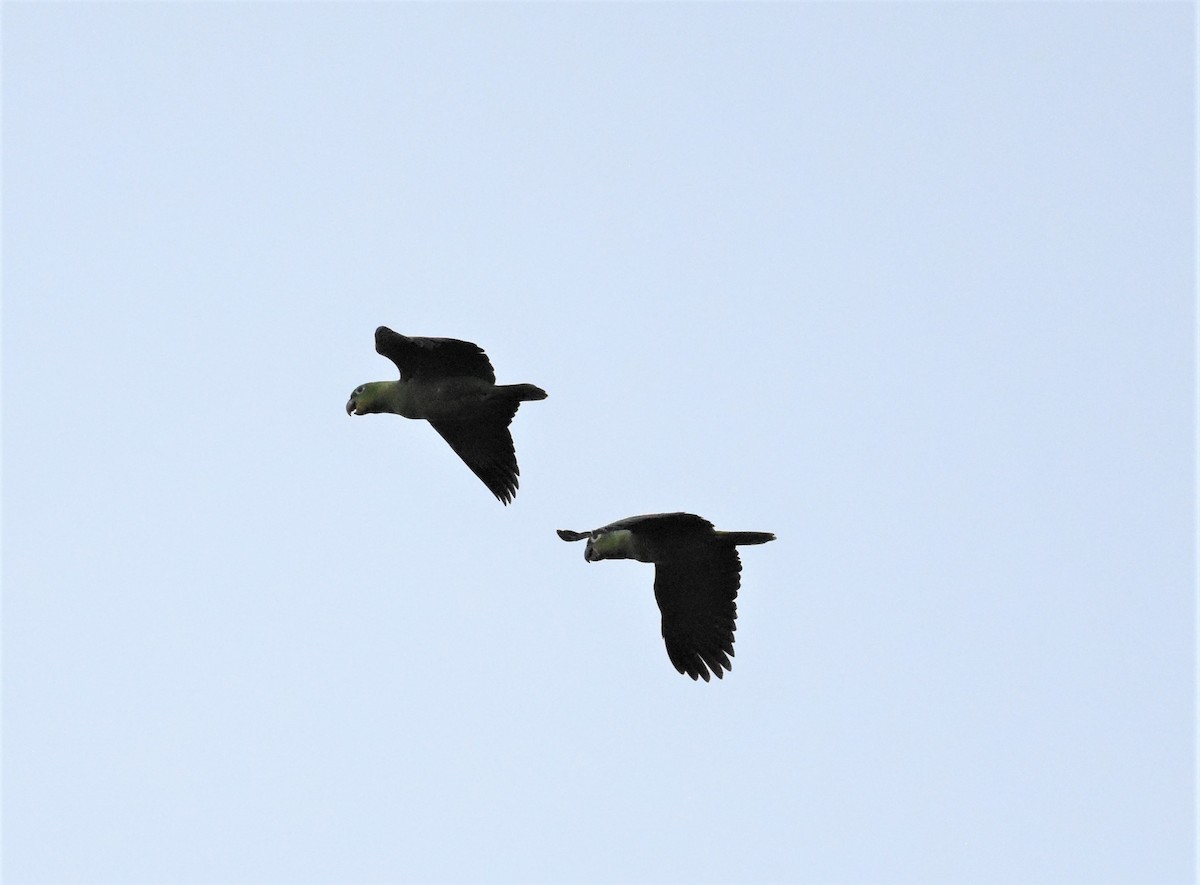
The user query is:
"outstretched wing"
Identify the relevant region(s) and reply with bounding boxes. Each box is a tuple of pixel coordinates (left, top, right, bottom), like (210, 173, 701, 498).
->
(375, 326, 496, 383)
(602, 512, 715, 537)
(653, 547, 740, 681)
(429, 402, 521, 504)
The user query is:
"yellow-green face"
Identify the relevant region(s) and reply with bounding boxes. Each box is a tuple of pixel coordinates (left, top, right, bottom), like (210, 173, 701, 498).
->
(585, 529, 633, 562)
(346, 382, 389, 416)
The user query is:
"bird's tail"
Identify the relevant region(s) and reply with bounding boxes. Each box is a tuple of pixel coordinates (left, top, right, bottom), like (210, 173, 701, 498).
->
(499, 383, 548, 402)
(718, 531, 776, 546)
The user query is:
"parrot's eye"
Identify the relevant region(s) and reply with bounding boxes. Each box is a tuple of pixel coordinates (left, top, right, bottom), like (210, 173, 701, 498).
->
(354, 385, 365, 395)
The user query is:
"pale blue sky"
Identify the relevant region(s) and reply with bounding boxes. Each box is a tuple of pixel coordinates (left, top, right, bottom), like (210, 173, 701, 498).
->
(3, 4, 1194, 884)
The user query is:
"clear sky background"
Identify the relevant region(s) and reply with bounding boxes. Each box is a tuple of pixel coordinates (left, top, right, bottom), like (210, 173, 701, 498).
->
(3, 4, 1194, 884)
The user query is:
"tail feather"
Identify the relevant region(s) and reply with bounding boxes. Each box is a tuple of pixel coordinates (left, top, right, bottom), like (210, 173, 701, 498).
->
(718, 531, 776, 546)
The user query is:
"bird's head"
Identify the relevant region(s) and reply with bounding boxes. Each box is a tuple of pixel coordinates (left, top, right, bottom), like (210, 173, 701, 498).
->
(583, 529, 634, 562)
(557, 527, 635, 562)
(346, 382, 390, 416)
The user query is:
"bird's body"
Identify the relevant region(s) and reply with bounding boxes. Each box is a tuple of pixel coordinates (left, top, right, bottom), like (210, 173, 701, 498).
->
(347, 327, 546, 504)
(351, 376, 540, 423)
(558, 512, 775, 681)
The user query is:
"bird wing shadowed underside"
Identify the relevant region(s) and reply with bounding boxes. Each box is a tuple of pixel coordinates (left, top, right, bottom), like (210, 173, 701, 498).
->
(653, 549, 741, 681)
(375, 327, 496, 383)
(429, 401, 521, 504)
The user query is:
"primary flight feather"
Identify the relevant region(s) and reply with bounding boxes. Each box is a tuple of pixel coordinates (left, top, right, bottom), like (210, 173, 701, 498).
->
(347, 326, 547, 504)
(557, 512, 775, 681)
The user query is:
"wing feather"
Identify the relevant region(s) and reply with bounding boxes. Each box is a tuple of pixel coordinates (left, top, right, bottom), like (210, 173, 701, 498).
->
(653, 548, 741, 682)
(375, 327, 496, 383)
(429, 402, 521, 504)
(602, 512, 715, 538)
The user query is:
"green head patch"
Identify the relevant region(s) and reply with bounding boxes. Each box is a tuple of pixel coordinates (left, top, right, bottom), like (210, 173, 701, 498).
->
(346, 381, 393, 416)
(585, 529, 634, 562)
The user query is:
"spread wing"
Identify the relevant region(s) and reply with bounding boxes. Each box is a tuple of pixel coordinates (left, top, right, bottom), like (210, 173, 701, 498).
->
(375, 326, 496, 383)
(601, 512, 715, 538)
(429, 402, 521, 504)
(653, 547, 740, 681)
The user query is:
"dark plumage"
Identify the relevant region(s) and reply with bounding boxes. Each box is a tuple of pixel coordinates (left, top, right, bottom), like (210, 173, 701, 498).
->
(347, 327, 547, 504)
(557, 512, 775, 681)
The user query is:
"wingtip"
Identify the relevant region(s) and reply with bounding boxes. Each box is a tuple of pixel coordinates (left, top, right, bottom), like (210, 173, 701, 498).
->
(374, 325, 403, 348)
